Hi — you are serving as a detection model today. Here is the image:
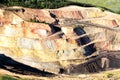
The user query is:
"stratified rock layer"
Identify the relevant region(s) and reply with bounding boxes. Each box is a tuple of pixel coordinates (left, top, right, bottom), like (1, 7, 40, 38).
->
(0, 6, 120, 73)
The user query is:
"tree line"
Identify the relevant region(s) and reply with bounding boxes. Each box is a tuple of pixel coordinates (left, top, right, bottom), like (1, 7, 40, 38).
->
(0, 0, 71, 9)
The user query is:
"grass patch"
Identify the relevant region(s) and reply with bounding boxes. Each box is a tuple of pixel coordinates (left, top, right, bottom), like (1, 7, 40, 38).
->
(107, 73, 114, 78)
(68, 0, 120, 13)
(0, 75, 17, 80)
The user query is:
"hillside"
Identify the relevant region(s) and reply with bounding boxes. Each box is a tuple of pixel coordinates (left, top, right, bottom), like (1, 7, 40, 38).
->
(1, 0, 120, 13)
(0, 1, 120, 80)
(69, 0, 120, 13)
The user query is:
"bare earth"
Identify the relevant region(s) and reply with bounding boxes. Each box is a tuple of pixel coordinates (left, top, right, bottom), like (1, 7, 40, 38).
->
(0, 69, 120, 80)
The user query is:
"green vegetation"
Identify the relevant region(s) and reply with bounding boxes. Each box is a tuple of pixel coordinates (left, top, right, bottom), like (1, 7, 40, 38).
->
(0, 0, 71, 9)
(107, 73, 114, 78)
(0, 75, 33, 80)
(0, 0, 120, 13)
(0, 75, 17, 80)
(69, 0, 120, 13)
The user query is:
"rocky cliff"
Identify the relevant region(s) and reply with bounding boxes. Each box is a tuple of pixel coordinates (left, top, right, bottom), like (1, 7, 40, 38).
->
(0, 5, 120, 74)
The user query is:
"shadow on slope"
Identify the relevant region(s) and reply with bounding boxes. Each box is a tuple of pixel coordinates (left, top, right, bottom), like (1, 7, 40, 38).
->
(0, 54, 55, 77)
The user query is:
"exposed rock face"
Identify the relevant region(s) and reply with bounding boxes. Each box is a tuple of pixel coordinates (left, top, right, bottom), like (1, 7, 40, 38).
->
(50, 6, 105, 19)
(0, 5, 120, 74)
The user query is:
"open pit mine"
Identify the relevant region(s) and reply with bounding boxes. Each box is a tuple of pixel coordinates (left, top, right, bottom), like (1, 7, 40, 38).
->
(0, 5, 120, 76)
